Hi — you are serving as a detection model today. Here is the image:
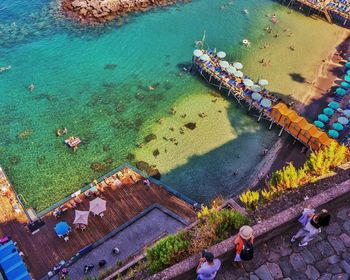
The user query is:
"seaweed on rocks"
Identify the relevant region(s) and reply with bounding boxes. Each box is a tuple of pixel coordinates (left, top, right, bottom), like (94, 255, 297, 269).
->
(184, 122, 196, 130)
(144, 133, 157, 143)
(17, 129, 33, 140)
(152, 149, 160, 157)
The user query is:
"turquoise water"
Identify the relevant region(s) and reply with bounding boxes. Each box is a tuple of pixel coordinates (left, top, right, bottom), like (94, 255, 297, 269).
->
(0, 0, 280, 210)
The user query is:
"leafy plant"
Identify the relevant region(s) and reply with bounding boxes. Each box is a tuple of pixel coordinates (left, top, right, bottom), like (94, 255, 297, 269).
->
(239, 190, 260, 210)
(269, 163, 306, 190)
(261, 189, 274, 202)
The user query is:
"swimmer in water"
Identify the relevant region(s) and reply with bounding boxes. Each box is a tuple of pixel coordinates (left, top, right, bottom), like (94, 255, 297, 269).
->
(271, 14, 278, 24)
(27, 83, 35, 92)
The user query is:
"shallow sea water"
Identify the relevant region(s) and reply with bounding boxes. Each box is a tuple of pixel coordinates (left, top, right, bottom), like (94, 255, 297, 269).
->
(0, 0, 332, 210)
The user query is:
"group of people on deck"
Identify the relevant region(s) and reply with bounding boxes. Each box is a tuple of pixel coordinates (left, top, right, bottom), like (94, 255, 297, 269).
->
(196, 207, 331, 280)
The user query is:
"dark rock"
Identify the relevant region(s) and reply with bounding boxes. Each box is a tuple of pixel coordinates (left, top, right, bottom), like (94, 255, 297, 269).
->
(325, 222, 342, 235)
(331, 274, 349, 280)
(327, 236, 346, 255)
(339, 233, 350, 248)
(266, 262, 283, 279)
(319, 274, 332, 280)
(300, 248, 315, 264)
(343, 221, 350, 233)
(326, 264, 343, 274)
(144, 133, 157, 143)
(104, 64, 117, 70)
(328, 255, 341, 265)
(316, 240, 336, 258)
(254, 264, 273, 280)
(184, 122, 196, 130)
(152, 149, 160, 157)
(126, 153, 135, 161)
(339, 260, 350, 275)
(305, 265, 320, 280)
(290, 253, 306, 272)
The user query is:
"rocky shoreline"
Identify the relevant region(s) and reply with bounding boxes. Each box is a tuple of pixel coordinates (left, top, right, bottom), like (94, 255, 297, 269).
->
(61, 0, 189, 24)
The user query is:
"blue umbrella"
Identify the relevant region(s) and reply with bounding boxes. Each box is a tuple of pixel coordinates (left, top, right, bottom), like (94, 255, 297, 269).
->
(318, 114, 329, 122)
(346, 62, 350, 68)
(314, 120, 325, 128)
(328, 101, 340, 110)
(336, 88, 347, 96)
(345, 75, 350, 83)
(333, 122, 344, 131)
(328, 130, 339, 139)
(341, 81, 350, 89)
(55, 221, 70, 236)
(323, 107, 334, 116)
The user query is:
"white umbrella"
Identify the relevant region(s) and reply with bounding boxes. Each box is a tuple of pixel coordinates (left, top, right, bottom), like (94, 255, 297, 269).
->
(89, 197, 106, 215)
(217, 51, 226, 59)
(234, 71, 244, 78)
(258, 79, 269, 87)
(261, 98, 272, 108)
(252, 92, 262, 101)
(343, 110, 350, 117)
(226, 66, 236, 74)
(219, 60, 230, 68)
(338, 116, 349, 125)
(251, 85, 262, 92)
(233, 62, 243, 69)
(243, 79, 254, 87)
(73, 210, 89, 225)
(199, 54, 210, 61)
(193, 49, 203, 57)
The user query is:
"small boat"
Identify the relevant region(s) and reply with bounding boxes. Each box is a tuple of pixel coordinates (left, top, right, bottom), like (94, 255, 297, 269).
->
(65, 137, 81, 149)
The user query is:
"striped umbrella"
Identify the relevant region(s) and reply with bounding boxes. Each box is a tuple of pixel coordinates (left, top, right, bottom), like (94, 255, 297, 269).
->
(328, 130, 339, 139)
(336, 88, 347, 96)
(323, 107, 334, 116)
(341, 81, 350, 89)
(328, 101, 340, 110)
(345, 75, 350, 83)
(338, 117, 349, 125)
(314, 120, 325, 129)
(318, 114, 329, 122)
(333, 122, 344, 131)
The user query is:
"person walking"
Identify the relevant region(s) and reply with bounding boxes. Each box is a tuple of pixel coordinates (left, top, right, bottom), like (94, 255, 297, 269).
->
(291, 208, 330, 247)
(234, 225, 254, 267)
(196, 251, 221, 280)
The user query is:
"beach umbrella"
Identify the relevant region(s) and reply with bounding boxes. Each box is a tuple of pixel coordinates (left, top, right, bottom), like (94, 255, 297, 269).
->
(338, 116, 349, 125)
(318, 114, 329, 122)
(345, 62, 350, 68)
(314, 120, 325, 129)
(333, 122, 344, 131)
(336, 88, 347, 96)
(217, 51, 226, 59)
(345, 75, 350, 83)
(199, 54, 210, 61)
(234, 71, 243, 78)
(323, 107, 334, 116)
(251, 85, 262, 92)
(219, 60, 230, 69)
(89, 197, 107, 215)
(342, 110, 350, 117)
(258, 79, 269, 87)
(226, 66, 236, 74)
(73, 210, 89, 225)
(193, 49, 203, 57)
(233, 62, 243, 69)
(243, 79, 254, 87)
(252, 92, 262, 102)
(341, 81, 350, 89)
(346, 69, 350, 75)
(55, 221, 70, 236)
(328, 101, 340, 110)
(328, 130, 339, 139)
(261, 98, 272, 108)
(347, 57, 350, 62)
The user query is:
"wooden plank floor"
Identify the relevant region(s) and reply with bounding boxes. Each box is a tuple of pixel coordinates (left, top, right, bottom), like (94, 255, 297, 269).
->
(0, 178, 196, 279)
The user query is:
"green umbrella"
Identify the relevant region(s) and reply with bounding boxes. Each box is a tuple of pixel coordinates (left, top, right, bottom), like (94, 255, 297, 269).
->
(318, 114, 329, 122)
(346, 62, 350, 68)
(323, 107, 334, 116)
(328, 101, 340, 110)
(348, 57, 350, 62)
(345, 75, 350, 83)
(341, 81, 350, 89)
(328, 130, 339, 139)
(336, 88, 346, 96)
(314, 120, 325, 128)
(333, 122, 344, 131)
(347, 69, 350, 75)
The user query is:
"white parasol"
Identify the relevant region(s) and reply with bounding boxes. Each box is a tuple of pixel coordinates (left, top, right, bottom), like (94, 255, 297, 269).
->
(233, 62, 243, 69)
(193, 49, 203, 57)
(89, 197, 106, 216)
(73, 210, 89, 225)
(217, 51, 226, 59)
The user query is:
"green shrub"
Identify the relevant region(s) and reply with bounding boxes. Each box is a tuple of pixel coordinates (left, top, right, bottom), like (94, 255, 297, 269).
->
(239, 191, 260, 210)
(147, 231, 193, 272)
(269, 163, 306, 190)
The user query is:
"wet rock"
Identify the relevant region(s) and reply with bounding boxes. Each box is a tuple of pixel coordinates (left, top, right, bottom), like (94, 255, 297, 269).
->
(144, 133, 157, 143)
(184, 122, 196, 130)
(152, 149, 160, 157)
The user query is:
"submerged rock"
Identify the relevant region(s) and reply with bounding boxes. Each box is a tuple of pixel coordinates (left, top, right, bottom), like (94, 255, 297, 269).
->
(152, 149, 160, 157)
(184, 122, 196, 130)
(17, 129, 33, 140)
(104, 63, 117, 69)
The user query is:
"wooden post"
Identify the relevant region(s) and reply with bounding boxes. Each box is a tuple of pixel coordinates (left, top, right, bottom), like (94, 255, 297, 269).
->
(269, 121, 273, 130)
(257, 111, 263, 122)
(227, 89, 231, 97)
(278, 127, 284, 136)
(209, 74, 212, 82)
(219, 80, 223, 90)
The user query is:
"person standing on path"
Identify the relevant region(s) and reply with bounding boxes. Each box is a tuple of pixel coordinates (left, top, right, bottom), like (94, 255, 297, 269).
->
(234, 225, 254, 267)
(196, 251, 221, 280)
(291, 208, 331, 247)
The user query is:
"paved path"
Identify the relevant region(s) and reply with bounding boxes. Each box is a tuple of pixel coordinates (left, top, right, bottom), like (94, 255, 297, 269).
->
(215, 203, 350, 280)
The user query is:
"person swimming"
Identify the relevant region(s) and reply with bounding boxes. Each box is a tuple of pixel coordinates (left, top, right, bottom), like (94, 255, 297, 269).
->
(0, 65, 11, 73)
(271, 14, 278, 24)
(27, 83, 35, 92)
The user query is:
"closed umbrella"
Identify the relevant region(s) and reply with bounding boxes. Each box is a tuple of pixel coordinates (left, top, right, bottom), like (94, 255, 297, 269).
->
(234, 71, 243, 78)
(243, 79, 254, 87)
(338, 116, 349, 125)
(193, 49, 203, 57)
(346, 62, 350, 68)
(233, 62, 243, 69)
(258, 79, 269, 87)
(318, 114, 329, 122)
(219, 60, 230, 69)
(333, 122, 344, 131)
(199, 54, 210, 61)
(341, 81, 350, 89)
(89, 197, 107, 215)
(226, 66, 236, 74)
(261, 98, 272, 108)
(328, 130, 339, 139)
(217, 51, 226, 59)
(342, 110, 350, 117)
(323, 107, 334, 116)
(251, 85, 262, 92)
(252, 92, 262, 102)
(345, 75, 350, 83)
(55, 221, 70, 236)
(328, 101, 340, 110)
(314, 120, 325, 128)
(336, 88, 347, 96)
(73, 210, 89, 225)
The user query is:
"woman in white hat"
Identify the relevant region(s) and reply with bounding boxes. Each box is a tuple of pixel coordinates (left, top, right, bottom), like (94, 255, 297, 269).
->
(234, 225, 254, 267)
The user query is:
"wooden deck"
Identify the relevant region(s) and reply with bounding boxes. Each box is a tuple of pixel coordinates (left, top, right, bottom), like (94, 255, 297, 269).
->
(0, 177, 197, 279)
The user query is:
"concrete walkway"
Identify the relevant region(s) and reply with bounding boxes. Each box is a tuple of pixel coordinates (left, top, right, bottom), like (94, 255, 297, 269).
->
(215, 203, 350, 280)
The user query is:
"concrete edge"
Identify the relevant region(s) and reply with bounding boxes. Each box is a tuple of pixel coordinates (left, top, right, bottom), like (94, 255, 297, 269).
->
(146, 179, 350, 280)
